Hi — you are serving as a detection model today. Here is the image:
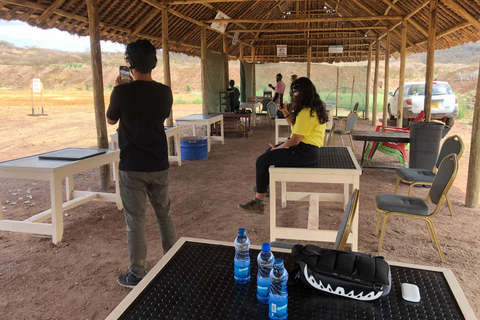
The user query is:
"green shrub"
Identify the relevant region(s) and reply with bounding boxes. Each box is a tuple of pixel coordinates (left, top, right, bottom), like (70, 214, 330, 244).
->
(174, 96, 186, 104)
(192, 95, 202, 104)
(64, 62, 82, 68)
(84, 83, 90, 90)
(109, 83, 113, 89)
(186, 83, 191, 92)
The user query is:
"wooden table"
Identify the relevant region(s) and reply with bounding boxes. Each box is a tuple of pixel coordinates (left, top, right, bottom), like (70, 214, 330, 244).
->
(106, 238, 476, 320)
(240, 101, 261, 126)
(212, 112, 253, 138)
(0, 148, 121, 244)
(352, 130, 410, 168)
(269, 146, 362, 250)
(109, 126, 182, 167)
(175, 114, 224, 152)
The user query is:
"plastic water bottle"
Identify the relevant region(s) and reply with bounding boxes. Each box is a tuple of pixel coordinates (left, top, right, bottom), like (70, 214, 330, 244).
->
(257, 243, 275, 304)
(234, 228, 250, 284)
(269, 258, 288, 320)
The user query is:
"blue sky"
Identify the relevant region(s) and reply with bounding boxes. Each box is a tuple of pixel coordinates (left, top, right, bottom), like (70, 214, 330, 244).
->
(0, 19, 126, 52)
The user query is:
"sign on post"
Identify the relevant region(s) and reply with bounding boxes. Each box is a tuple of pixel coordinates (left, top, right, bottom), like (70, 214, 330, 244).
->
(211, 11, 230, 33)
(277, 45, 287, 57)
(328, 45, 344, 54)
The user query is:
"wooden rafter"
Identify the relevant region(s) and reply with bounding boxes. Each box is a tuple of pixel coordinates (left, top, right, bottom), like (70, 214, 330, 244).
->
(203, 15, 403, 24)
(229, 26, 387, 33)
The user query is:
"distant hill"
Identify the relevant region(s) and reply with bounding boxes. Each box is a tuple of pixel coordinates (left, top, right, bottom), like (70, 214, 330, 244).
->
(407, 41, 480, 65)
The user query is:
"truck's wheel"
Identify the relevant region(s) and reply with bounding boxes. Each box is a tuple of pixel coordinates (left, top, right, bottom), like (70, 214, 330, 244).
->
(445, 117, 455, 127)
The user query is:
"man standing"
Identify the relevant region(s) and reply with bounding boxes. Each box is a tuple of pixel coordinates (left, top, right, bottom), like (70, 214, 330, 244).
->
(106, 39, 177, 288)
(227, 79, 240, 112)
(268, 73, 286, 106)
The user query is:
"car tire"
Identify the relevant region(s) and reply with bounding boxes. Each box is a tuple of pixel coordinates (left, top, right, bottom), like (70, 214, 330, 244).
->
(445, 117, 455, 127)
(388, 104, 395, 120)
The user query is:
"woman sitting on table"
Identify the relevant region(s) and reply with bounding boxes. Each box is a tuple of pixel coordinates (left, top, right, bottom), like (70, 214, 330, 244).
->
(238, 77, 329, 214)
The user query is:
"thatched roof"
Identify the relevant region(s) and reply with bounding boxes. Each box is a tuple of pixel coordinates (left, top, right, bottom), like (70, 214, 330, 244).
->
(1, 0, 480, 63)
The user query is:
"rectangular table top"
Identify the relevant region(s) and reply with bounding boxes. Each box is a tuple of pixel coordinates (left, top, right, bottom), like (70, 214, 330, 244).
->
(107, 238, 474, 320)
(0, 148, 117, 170)
(176, 114, 223, 121)
(352, 130, 410, 143)
(211, 112, 252, 118)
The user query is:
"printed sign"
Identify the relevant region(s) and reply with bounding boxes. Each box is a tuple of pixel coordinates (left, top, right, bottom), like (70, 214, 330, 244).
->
(328, 45, 344, 54)
(277, 45, 287, 57)
(32, 79, 41, 93)
(232, 32, 239, 45)
(211, 11, 230, 33)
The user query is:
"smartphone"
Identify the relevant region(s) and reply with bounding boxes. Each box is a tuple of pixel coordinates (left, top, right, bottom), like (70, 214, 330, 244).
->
(119, 66, 131, 84)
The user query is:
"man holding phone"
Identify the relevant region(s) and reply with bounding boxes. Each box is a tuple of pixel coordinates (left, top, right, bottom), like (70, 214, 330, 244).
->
(106, 39, 177, 288)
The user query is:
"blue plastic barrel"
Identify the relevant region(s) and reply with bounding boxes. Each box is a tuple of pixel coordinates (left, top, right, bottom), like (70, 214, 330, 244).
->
(180, 136, 208, 161)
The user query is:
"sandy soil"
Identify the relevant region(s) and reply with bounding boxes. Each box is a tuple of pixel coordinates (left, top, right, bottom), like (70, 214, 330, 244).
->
(0, 94, 479, 319)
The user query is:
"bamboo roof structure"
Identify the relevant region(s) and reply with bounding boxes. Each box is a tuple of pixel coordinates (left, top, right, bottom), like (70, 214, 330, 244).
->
(1, 0, 480, 63)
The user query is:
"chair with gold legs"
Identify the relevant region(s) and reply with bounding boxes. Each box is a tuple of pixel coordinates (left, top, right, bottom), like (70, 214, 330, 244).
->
(375, 154, 458, 262)
(394, 135, 464, 216)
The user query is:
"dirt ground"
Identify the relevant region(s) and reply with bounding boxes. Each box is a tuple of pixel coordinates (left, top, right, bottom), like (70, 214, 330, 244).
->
(0, 94, 479, 320)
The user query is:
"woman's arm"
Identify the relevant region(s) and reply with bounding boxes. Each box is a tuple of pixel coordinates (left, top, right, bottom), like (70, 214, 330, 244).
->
(278, 104, 293, 126)
(269, 133, 303, 150)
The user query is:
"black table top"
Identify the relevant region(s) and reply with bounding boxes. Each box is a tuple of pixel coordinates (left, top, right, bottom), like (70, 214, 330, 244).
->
(352, 130, 410, 143)
(115, 241, 466, 320)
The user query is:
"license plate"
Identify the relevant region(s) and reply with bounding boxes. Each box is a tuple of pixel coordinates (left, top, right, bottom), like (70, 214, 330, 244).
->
(432, 101, 439, 108)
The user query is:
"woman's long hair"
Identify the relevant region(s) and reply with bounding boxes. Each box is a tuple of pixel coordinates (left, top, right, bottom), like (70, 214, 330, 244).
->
(291, 77, 328, 125)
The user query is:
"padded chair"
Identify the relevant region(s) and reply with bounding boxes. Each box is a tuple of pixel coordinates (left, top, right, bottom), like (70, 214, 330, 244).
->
(324, 122, 336, 146)
(255, 98, 272, 125)
(394, 135, 464, 216)
(375, 154, 458, 262)
(335, 102, 359, 122)
(267, 101, 278, 127)
(331, 111, 358, 150)
(271, 189, 360, 251)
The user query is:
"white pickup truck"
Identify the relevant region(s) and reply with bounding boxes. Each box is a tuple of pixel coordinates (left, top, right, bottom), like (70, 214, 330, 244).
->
(388, 81, 458, 127)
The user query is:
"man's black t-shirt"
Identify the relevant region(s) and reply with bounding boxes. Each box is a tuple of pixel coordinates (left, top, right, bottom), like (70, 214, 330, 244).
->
(107, 80, 172, 172)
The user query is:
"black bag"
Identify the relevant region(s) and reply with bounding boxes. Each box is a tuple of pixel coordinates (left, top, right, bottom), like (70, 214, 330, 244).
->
(286, 244, 391, 301)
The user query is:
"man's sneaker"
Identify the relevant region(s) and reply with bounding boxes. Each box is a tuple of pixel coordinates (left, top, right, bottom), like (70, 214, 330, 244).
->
(238, 198, 265, 214)
(252, 186, 270, 199)
(117, 271, 142, 289)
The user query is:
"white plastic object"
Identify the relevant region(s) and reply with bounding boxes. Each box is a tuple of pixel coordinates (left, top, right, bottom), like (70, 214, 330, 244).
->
(401, 283, 421, 302)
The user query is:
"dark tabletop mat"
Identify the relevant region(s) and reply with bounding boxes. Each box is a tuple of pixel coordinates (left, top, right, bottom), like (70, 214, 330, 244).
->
(118, 242, 463, 320)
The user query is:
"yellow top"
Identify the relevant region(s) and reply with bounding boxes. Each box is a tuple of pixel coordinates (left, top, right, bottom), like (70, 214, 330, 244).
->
(290, 108, 326, 148)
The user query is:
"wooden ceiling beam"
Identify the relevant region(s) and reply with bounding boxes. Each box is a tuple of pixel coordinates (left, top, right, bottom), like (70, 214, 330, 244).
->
(378, 0, 428, 37)
(254, 43, 370, 48)
(131, 8, 160, 37)
(229, 26, 387, 32)
(165, 0, 285, 4)
(262, 31, 358, 37)
(35, 0, 65, 24)
(241, 36, 373, 41)
(442, 0, 480, 31)
(203, 15, 403, 24)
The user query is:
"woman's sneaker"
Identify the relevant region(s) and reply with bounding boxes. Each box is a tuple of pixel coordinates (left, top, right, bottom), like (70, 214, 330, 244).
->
(252, 186, 270, 199)
(238, 198, 265, 214)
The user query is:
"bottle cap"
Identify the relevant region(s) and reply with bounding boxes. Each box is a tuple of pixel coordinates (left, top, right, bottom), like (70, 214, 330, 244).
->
(274, 258, 284, 269)
(238, 228, 246, 236)
(262, 243, 270, 252)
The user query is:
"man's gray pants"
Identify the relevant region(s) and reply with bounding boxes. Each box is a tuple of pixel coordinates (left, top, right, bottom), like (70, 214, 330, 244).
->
(119, 169, 177, 278)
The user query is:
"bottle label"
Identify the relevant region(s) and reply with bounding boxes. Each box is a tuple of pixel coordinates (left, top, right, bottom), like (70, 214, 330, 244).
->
(257, 276, 270, 299)
(269, 295, 288, 318)
(234, 259, 250, 281)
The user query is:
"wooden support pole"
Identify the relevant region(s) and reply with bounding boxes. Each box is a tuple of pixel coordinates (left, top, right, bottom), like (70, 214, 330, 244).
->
(397, 20, 407, 128)
(223, 34, 229, 90)
(372, 39, 380, 127)
(465, 61, 480, 208)
(162, 9, 175, 155)
(365, 44, 372, 120)
(201, 25, 208, 114)
(424, 0, 438, 123)
(336, 67, 339, 117)
(350, 75, 355, 111)
(307, 46, 312, 79)
(86, 0, 110, 189)
(252, 47, 256, 97)
(382, 32, 391, 126)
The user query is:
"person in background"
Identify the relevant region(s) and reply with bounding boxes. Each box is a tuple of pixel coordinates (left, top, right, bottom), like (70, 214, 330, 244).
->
(228, 79, 240, 112)
(238, 77, 329, 214)
(268, 73, 286, 107)
(106, 39, 178, 288)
